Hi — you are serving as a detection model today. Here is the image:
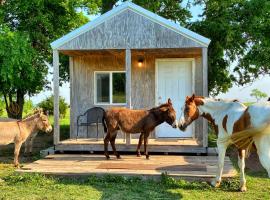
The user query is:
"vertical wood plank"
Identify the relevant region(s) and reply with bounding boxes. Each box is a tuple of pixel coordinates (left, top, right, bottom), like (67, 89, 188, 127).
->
(53, 50, 60, 145)
(69, 57, 74, 139)
(125, 49, 131, 145)
(202, 47, 208, 147)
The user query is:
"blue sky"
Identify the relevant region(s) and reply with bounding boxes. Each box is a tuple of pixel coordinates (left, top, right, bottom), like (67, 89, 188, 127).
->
(30, 2, 270, 104)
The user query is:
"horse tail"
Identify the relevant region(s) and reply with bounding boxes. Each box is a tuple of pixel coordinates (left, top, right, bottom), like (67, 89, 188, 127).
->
(219, 124, 270, 153)
(102, 112, 107, 133)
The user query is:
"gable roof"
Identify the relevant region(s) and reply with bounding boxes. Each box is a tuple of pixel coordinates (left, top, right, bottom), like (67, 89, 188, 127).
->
(51, 2, 210, 49)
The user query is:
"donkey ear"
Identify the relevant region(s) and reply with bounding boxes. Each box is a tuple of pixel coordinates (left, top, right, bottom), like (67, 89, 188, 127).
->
(167, 98, 172, 105)
(191, 94, 195, 100)
(160, 106, 169, 112)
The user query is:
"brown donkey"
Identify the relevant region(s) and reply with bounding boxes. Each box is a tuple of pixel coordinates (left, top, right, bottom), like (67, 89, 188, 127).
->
(102, 99, 178, 159)
(0, 109, 52, 167)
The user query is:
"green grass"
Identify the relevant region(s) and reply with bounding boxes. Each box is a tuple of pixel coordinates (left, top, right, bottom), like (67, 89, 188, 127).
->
(0, 165, 269, 200)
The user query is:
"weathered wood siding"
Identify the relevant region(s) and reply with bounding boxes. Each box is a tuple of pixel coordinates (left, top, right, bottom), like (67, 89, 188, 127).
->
(59, 10, 203, 50)
(70, 50, 204, 143)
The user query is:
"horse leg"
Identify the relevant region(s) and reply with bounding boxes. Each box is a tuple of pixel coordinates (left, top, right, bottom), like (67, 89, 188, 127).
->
(211, 142, 227, 187)
(238, 149, 247, 192)
(144, 132, 150, 159)
(104, 132, 111, 159)
(254, 135, 270, 177)
(14, 141, 23, 168)
(136, 133, 144, 157)
(110, 131, 121, 159)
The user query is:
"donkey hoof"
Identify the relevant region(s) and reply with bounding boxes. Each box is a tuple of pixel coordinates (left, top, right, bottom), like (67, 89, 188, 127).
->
(240, 186, 247, 192)
(146, 155, 150, 160)
(116, 155, 121, 159)
(136, 153, 141, 157)
(211, 180, 221, 188)
(105, 155, 110, 160)
(14, 164, 20, 169)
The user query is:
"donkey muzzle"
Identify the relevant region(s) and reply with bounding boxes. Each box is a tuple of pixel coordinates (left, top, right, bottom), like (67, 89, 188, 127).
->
(172, 120, 178, 128)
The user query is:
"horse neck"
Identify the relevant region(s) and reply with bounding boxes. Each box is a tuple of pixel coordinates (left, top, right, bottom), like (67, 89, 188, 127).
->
(198, 98, 234, 120)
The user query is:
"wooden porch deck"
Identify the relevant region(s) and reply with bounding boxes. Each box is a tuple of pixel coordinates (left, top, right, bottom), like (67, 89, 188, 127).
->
(55, 138, 207, 154)
(17, 154, 237, 180)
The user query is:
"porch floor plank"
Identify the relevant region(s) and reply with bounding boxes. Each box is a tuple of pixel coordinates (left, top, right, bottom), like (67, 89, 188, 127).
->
(56, 138, 205, 153)
(17, 154, 237, 180)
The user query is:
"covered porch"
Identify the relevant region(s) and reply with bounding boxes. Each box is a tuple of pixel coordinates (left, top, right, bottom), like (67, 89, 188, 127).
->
(52, 47, 208, 153)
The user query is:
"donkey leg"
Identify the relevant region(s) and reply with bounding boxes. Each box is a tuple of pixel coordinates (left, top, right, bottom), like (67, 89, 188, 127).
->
(238, 149, 247, 192)
(211, 142, 227, 188)
(136, 133, 144, 157)
(24, 137, 31, 156)
(144, 132, 150, 159)
(14, 141, 23, 168)
(104, 133, 111, 159)
(110, 132, 121, 159)
(28, 132, 37, 156)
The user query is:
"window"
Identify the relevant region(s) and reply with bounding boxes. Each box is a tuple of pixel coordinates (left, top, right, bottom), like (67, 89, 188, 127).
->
(95, 71, 126, 104)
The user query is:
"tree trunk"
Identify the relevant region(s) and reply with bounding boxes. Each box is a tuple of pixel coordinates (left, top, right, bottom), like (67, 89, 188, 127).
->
(4, 91, 25, 119)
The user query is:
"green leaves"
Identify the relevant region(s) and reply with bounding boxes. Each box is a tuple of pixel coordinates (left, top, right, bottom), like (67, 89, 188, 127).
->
(191, 0, 270, 95)
(0, 27, 44, 95)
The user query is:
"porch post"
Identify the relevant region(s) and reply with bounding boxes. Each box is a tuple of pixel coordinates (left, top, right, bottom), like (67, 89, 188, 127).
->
(53, 49, 60, 145)
(202, 47, 208, 148)
(125, 49, 131, 145)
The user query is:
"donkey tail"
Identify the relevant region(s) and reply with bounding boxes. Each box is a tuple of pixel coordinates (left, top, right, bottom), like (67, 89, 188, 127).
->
(219, 124, 270, 152)
(102, 113, 107, 133)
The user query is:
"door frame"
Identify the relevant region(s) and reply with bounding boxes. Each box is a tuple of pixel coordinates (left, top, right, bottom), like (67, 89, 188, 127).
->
(155, 58, 196, 138)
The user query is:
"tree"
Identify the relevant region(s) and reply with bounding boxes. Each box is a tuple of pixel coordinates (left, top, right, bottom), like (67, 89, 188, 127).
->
(100, 0, 191, 25)
(0, 0, 94, 118)
(37, 95, 68, 118)
(190, 0, 270, 95)
(250, 89, 267, 102)
(0, 27, 47, 118)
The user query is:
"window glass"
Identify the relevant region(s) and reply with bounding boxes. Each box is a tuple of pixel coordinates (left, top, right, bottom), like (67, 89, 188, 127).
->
(112, 73, 126, 103)
(96, 73, 110, 103)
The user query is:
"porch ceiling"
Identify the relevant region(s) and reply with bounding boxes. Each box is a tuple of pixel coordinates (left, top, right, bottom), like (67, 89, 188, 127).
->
(59, 48, 202, 57)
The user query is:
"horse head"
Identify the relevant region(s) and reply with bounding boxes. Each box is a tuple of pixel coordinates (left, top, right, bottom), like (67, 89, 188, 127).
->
(179, 94, 204, 131)
(158, 98, 178, 128)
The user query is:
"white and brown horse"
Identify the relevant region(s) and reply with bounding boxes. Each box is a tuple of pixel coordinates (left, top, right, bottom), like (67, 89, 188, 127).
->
(102, 99, 178, 159)
(0, 110, 52, 167)
(179, 95, 270, 192)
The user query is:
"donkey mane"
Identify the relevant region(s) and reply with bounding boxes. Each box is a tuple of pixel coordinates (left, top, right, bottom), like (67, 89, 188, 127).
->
(21, 113, 40, 122)
(149, 103, 170, 111)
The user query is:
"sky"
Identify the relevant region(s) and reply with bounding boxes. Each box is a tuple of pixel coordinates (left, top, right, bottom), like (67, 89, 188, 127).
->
(30, 1, 270, 105)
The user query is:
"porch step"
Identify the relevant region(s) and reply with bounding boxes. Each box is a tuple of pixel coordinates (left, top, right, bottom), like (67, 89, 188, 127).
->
(55, 138, 207, 154)
(17, 154, 237, 180)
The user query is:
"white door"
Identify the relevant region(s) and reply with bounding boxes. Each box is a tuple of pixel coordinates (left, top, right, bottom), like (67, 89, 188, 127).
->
(156, 59, 193, 138)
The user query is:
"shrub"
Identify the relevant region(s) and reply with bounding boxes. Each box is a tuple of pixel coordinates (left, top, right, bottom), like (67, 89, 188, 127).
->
(37, 95, 68, 118)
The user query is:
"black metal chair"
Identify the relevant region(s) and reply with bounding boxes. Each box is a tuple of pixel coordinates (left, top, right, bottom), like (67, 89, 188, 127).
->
(76, 107, 105, 140)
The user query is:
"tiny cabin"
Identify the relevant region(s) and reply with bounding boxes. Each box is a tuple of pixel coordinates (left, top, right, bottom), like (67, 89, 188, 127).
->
(51, 2, 210, 153)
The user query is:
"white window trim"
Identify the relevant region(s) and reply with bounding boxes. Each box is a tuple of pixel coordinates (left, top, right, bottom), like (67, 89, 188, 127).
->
(94, 71, 127, 106)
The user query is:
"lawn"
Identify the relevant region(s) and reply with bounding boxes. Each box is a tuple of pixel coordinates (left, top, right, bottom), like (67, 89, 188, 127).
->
(0, 109, 270, 199)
